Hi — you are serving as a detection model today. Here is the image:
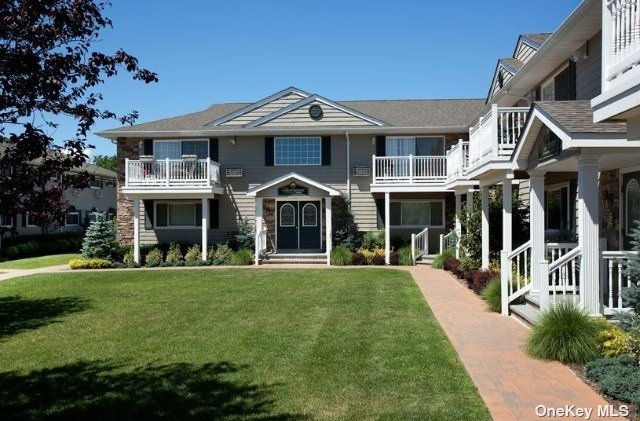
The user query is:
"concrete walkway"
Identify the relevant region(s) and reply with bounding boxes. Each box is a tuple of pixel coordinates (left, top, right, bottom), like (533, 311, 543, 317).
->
(409, 265, 622, 421)
(0, 265, 69, 282)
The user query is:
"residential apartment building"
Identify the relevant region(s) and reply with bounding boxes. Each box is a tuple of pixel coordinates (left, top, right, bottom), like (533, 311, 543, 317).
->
(99, 0, 640, 320)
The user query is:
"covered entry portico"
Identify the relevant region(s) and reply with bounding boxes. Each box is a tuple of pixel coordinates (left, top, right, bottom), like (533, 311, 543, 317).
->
(247, 173, 341, 265)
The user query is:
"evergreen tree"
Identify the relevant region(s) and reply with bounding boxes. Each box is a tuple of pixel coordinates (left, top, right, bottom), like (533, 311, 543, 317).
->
(81, 212, 117, 260)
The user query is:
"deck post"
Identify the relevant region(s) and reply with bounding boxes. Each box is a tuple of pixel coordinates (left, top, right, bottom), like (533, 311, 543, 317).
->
(455, 193, 462, 259)
(385, 192, 391, 265)
(500, 251, 509, 316)
(201, 198, 208, 261)
(529, 171, 545, 294)
(577, 155, 601, 314)
(481, 186, 490, 269)
(325, 197, 332, 266)
(255, 198, 263, 266)
(502, 172, 513, 254)
(133, 198, 140, 263)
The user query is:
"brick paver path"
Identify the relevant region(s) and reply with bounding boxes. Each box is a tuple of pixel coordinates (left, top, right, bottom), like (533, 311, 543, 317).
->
(409, 266, 624, 421)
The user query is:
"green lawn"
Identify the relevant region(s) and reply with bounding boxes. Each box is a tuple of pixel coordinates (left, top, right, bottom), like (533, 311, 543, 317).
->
(0, 268, 489, 419)
(0, 254, 80, 270)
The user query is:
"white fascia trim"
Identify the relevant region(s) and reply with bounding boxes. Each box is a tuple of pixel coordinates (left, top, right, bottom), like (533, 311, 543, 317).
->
(122, 188, 222, 198)
(245, 95, 388, 128)
(369, 184, 450, 193)
(204, 87, 311, 127)
(246, 172, 341, 197)
(511, 107, 573, 167)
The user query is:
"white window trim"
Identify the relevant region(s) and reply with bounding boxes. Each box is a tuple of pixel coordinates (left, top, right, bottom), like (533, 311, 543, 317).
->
(625, 179, 640, 236)
(544, 182, 571, 232)
(65, 211, 80, 227)
(279, 203, 296, 227)
(1, 215, 13, 227)
(274, 137, 322, 166)
(389, 199, 446, 229)
(385, 135, 446, 157)
(89, 178, 102, 189)
(301, 203, 318, 227)
(25, 213, 39, 228)
(153, 201, 203, 230)
(153, 139, 210, 160)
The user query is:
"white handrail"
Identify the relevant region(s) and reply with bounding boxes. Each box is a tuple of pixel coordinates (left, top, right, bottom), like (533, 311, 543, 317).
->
(126, 158, 221, 188)
(548, 245, 581, 272)
(411, 227, 429, 264)
(539, 245, 582, 310)
(373, 155, 446, 184)
(500, 241, 532, 315)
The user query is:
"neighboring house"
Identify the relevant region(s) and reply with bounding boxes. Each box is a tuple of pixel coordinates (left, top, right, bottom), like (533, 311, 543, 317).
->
(1, 162, 117, 235)
(99, 0, 640, 320)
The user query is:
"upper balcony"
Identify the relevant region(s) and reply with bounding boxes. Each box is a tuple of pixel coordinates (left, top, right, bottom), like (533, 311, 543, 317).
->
(123, 157, 222, 196)
(371, 155, 447, 191)
(467, 105, 528, 177)
(445, 139, 469, 184)
(592, 0, 640, 122)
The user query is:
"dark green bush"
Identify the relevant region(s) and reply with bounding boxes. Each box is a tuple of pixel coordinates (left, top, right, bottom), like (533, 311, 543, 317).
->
(585, 355, 640, 408)
(330, 245, 352, 266)
(371, 254, 385, 265)
(361, 230, 385, 251)
(389, 251, 400, 265)
(432, 250, 455, 269)
(230, 249, 254, 266)
(332, 195, 361, 251)
(351, 252, 367, 265)
(0, 232, 84, 260)
(398, 246, 413, 266)
(526, 301, 601, 364)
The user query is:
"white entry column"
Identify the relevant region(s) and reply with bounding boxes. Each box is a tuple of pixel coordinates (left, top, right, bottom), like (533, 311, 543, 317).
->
(481, 186, 490, 269)
(255, 198, 263, 265)
(201, 198, 208, 261)
(502, 173, 513, 254)
(529, 171, 546, 294)
(325, 197, 332, 266)
(577, 156, 601, 314)
(385, 192, 391, 264)
(454, 193, 462, 258)
(133, 198, 140, 263)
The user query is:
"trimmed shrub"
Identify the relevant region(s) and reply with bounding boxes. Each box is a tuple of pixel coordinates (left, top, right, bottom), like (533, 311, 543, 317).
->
(596, 320, 631, 358)
(80, 213, 117, 260)
(0, 232, 84, 260)
(471, 269, 497, 294)
(371, 254, 386, 266)
(361, 230, 385, 251)
(165, 243, 184, 266)
(230, 249, 253, 266)
(208, 244, 233, 265)
(585, 355, 640, 408)
(351, 252, 367, 266)
(358, 247, 384, 264)
(389, 251, 400, 266)
(481, 278, 502, 312)
(145, 248, 163, 267)
(444, 258, 461, 276)
(432, 250, 455, 269)
(122, 250, 135, 267)
(330, 245, 352, 266)
(184, 244, 203, 265)
(69, 258, 112, 270)
(398, 246, 413, 266)
(526, 300, 601, 364)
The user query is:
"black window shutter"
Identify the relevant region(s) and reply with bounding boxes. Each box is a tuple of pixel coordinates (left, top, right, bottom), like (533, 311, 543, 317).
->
(321, 136, 331, 166)
(375, 199, 385, 229)
(554, 62, 576, 101)
(265, 137, 274, 166)
(568, 60, 576, 100)
(143, 200, 154, 229)
(535, 86, 541, 102)
(210, 199, 219, 229)
(209, 138, 219, 162)
(143, 139, 153, 156)
(376, 136, 386, 156)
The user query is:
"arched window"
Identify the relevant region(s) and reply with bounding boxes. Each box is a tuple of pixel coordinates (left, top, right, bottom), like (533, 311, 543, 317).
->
(279, 203, 295, 227)
(302, 203, 317, 227)
(626, 180, 640, 235)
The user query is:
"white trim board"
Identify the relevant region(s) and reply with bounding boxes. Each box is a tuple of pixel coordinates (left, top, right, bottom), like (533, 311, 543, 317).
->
(247, 172, 341, 197)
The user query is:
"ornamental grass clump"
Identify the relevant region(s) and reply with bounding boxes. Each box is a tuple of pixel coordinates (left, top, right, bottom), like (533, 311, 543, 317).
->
(230, 249, 253, 265)
(481, 277, 502, 313)
(432, 250, 455, 269)
(330, 245, 352, 266)
(398, 246, 414, 266)
(526, 300, 601, 364)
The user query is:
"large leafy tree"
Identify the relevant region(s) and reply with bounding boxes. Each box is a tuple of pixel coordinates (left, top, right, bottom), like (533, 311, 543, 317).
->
(93, 154, 117, 172)
(0, 0, 157, 237)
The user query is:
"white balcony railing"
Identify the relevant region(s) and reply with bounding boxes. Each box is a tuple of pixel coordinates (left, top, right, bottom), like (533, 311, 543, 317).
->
(372, 155, 446, 184)
(468, 105, 528, 172)
(605, 0, 640, 83)
(446, 139, 469, 181)
(125, 158, 221, 188)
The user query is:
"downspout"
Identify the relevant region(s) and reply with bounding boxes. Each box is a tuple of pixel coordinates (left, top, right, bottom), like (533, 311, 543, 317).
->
(345, 131, 351, 205)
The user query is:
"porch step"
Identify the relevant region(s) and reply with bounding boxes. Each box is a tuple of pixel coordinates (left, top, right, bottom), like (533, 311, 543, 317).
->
(510, 303, 541, 325)
(261, 253, 327, 265)
(416, 254, 438, 265)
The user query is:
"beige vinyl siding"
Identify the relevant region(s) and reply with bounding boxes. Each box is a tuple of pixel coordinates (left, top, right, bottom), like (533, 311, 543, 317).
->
(515, 42, 537, 64)
(221, 93, 306, 126)
(576, 33, 601, 101)
(260, 101, 376, 127)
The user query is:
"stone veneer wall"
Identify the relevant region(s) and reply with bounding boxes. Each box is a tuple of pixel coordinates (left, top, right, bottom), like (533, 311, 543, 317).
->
(116, 140, 138, 244)
(599, 169, 620, 251)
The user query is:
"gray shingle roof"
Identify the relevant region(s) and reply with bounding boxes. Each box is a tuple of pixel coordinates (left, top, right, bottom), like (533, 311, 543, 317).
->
(102, 98, 484, 133)
(536, 101, 627, 134)
(499, 58, 524, 74)
(521, 33, 552, 48)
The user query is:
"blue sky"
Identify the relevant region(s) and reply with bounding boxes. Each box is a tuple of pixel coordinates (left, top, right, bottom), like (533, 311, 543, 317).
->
(69, 0, 581, 157)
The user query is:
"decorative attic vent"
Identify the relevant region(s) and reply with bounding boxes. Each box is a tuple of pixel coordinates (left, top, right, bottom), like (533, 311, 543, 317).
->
(353, 166, 371, 177)
(225, 167, 243, 178)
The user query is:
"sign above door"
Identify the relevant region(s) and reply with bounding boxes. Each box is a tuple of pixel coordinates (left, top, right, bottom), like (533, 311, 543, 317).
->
(278, 182, 308, 196)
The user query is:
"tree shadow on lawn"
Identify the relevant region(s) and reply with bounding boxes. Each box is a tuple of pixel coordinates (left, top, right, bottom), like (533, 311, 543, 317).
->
(0, 296, 90, 340)
(0, 360, 308, 420)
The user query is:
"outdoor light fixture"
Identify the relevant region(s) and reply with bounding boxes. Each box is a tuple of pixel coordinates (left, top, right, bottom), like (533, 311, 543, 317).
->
(228, 137, 236, 145)
(371, 136, 376, 145)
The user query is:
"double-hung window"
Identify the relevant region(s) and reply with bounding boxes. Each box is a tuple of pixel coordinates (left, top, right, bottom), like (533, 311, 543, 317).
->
(385, 136, 445, 156)
(0, 215, 13, 227)
(389, 201, 444, 228)
(274, 137, 321, 165)
(154, 140, 208, 160)
(155, 202, 202, 228)
(65, 211, 80, 226)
